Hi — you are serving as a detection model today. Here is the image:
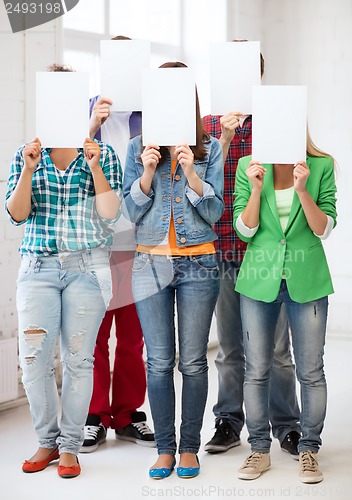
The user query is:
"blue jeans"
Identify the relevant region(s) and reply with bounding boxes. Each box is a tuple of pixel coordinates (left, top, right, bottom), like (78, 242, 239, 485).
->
(241, 280, 328, 453)
(17, 248, 112, 455)
(214, 261, 300, 442)
(132, 252, 220, 455)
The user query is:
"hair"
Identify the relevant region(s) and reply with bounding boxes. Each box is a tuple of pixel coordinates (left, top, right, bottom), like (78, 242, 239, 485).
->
(231, 39, 265, 77)
(111, 35, 131, 41)
(306, 127, 337, 166)
(306, 127, 339, 173)
(306, 130, 328, 157)
(47, 63, 75, 72)
(156, 61, 209, 161)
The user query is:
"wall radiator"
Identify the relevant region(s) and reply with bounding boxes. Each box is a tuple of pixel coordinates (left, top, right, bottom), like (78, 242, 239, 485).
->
(0, 337, 19, 404)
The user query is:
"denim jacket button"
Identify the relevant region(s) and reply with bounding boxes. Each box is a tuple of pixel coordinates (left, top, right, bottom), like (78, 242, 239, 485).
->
(176, 218, 183, 224)
(180, 237, 186, 243)
(175, 197, 181, 203)
(175, 175, 181, 181)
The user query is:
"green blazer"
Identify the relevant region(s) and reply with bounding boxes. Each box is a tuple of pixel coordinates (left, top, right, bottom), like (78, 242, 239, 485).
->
(233, 155, 337, 303)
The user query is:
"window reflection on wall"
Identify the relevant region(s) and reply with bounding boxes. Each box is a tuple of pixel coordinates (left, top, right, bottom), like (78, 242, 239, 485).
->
(63, 0, 106, 33)
(109, 0, 180, 46)
(62, 0, 182, 92)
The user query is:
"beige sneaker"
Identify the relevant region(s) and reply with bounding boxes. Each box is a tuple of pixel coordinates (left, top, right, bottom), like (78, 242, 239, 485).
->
(238, 452, 271, 480)
(299, 451, 323, 483)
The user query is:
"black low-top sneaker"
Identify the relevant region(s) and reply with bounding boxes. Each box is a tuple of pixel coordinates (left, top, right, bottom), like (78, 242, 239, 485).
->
(115, 411, 156, 447)
(80, 415, 107, 453)
(204, 419, 241, 453)
(280, 430, 300, 460)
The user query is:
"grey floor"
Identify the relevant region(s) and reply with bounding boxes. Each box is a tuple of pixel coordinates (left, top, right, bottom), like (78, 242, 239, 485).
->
(0, 337, 351, 500)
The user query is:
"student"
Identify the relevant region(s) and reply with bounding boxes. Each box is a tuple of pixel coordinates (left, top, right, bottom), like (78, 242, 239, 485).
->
(234, 133, 337, 483)
(80, 35, 155, 453)
(5, 129, 121, 478)
(203, 43, 301, 458)
(123, 62, 224, 479)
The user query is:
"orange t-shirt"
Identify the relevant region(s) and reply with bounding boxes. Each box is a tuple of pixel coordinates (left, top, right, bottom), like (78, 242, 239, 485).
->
(137, 159, 215, 256)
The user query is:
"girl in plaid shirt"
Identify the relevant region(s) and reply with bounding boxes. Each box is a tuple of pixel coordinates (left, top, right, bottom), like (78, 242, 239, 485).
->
(5, 136, 122, 478)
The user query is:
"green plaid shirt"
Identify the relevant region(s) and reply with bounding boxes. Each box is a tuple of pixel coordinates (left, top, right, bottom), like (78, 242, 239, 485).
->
(5, 141, 122, 255)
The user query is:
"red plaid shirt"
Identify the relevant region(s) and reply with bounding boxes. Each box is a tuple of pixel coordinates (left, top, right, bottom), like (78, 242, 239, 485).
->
(203, 115, 252, 262)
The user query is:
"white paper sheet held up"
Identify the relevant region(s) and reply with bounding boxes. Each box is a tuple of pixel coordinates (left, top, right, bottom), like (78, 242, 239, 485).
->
(209, 41, 261, 115)
(100, 40, 151, 112)
(36, 72, 89, 148)
(142, 68, 196, 146)
(252, 85, 307, 164)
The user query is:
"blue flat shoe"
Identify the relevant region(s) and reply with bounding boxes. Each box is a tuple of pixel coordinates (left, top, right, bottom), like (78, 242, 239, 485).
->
(177, 456, 200, 479)
(149, 458, 176, 479)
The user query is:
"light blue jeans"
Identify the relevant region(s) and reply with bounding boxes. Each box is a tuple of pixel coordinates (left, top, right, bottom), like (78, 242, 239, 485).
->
(241, 280, 328, 453)
(214, 260, 300, 442)
(17, 248, 112, 455)
(132, 252, 220, 455)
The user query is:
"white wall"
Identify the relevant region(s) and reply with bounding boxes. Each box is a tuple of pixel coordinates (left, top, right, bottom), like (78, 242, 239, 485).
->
(232, 0, 352, 338)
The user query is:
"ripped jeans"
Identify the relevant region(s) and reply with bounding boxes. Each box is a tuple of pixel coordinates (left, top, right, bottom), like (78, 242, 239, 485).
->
(16, 248, 112, 455)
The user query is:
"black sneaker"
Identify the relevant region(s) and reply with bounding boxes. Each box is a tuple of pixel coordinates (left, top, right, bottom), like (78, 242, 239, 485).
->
(280, 430, 300, 460)
(204, 419, 241, 453)
(80, 414, 107, 453)
(115, 411, 156, 447)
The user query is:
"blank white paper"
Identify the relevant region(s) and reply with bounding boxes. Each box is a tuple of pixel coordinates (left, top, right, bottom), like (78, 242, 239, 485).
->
(252, 85, 307, 164)
(100, 39, 151, 112)
(209, 41, 261, 115)
(36, 72, 89, 148)
(142, 68, 196, 146)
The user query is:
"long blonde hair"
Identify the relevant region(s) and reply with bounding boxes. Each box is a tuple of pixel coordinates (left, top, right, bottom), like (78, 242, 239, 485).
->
(307, 130, 328, 157)
(306, 127, 337, 170)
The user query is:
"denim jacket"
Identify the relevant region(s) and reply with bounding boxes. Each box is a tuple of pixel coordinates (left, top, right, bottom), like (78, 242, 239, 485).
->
(122, 135, 224, 246)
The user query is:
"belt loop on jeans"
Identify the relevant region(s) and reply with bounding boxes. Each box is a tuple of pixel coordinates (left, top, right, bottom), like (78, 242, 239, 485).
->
(150, 259, 162, 292)
(34, 258, 42, 273)
(79, 251, 88, 272)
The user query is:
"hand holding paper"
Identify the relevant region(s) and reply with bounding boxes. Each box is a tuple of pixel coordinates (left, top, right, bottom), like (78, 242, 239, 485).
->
(175, 144, 194, 172)
(175, 144, 203, 197)
(84, 138, 101, 169)
(90, 97, 113, 138)
(220, 112, 242, 143)
(23, 138, 42, 171)
(293, 161, 310, 193)
(141, 144, 161, 172)
(140, 144, 161, 196)
(246, 160, 267, 191)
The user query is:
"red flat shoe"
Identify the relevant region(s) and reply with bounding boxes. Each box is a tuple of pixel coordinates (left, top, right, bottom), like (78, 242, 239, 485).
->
(22, 448, 59, 473)
(58, 458, 81, 479)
